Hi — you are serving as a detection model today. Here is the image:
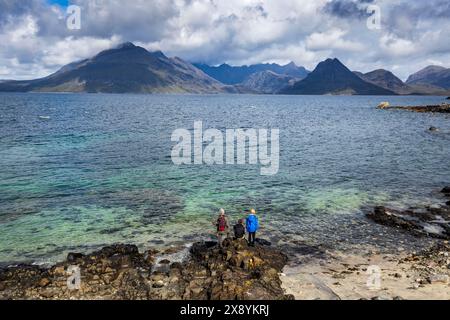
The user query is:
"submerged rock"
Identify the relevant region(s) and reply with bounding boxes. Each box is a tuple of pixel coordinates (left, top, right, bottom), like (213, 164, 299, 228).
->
(0, 240, 292, 300)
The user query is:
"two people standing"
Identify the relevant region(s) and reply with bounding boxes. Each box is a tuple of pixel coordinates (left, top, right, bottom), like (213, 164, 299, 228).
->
(214, 208, 259, 247)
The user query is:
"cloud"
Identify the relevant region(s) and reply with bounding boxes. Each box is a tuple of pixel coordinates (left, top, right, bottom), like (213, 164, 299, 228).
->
(306, 28, 365, 52)
(0, 0, 449, 81)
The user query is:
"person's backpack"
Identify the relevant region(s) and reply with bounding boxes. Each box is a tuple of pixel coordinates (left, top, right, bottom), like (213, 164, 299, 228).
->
(217, 216, 227, 232)
(246, 214, 259, 233)
(234, 224, 245, 238)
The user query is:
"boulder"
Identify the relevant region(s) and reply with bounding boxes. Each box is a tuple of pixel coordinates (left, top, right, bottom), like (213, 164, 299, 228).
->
(377, 102, 390, 109)
(441, 186, 450, 195)
(67, 252, 84, 263)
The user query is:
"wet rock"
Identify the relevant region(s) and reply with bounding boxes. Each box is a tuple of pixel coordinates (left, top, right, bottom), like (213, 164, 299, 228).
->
(38, 278, 51, 287)
(0, 240, 290, 300)
(367, 205, 450, 240)
(159, 259, 171, 265)
(67, 252, 84, 263)
(255, 238, 272, 246)
(442, 187, 450, 195)
(152, 280, 165, 288)
(383, 103, 450, 113)
(170, 262, 182, 270)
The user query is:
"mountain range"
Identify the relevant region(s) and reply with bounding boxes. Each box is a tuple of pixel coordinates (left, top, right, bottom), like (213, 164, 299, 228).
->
(0, 42, 449, 96)
(354, 68, 450, 95)
(194, 62, 309, 85)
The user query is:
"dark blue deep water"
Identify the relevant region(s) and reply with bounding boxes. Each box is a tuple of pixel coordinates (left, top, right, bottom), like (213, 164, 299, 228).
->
(1, 93, 449, 264)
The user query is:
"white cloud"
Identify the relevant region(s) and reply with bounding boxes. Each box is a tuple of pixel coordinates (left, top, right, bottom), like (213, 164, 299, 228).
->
(0, 0, 449, 80)
(306, 28, 365, 52)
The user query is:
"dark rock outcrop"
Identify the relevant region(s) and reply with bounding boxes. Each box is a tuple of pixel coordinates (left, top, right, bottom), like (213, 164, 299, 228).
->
(367, 206, 450, 240)
(0, 240, 292, 300)
(379, 103, 450, 113)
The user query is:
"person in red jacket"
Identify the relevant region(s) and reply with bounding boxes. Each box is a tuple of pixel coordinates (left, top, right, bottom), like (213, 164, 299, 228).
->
(214, 208, 229, 248)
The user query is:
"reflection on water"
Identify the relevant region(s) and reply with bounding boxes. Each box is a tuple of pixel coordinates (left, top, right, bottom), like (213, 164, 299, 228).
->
(0, 93, 449, 264)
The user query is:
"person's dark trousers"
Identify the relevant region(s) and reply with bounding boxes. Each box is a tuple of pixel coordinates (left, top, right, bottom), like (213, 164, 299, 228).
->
(248, 232, 256, 245)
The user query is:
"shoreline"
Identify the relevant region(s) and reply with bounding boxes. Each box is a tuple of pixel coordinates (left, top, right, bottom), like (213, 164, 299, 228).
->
(1, 187, 449, 300)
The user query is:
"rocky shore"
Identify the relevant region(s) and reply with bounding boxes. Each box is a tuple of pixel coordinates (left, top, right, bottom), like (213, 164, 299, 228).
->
(0, 238, 293, 300)
(280, 187, 450, 300)
(367, 187, 450, 240)
(2, 189, 450, 300)
(377, 102, 450, 113)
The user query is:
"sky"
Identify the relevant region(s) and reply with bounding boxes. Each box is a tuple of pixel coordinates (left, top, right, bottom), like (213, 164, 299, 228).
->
(0, 0, 449, 80)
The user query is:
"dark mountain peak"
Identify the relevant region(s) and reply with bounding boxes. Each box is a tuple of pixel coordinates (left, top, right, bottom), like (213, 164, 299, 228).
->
(320, 58, 344, 67)
(281, 58, 395, 95)
(314, 58, 349, 74)
(0, 45, 228, 94)
(116, 42, 137, 49)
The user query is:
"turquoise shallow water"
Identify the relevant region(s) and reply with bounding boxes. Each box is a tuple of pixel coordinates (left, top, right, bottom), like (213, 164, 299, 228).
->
(0, 93, 449, 265)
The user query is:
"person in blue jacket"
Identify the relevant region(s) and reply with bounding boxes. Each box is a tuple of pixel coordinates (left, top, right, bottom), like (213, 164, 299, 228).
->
(246, 208, 259, 246)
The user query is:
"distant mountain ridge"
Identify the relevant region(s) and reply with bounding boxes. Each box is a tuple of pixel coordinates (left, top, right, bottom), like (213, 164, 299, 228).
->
(0, 42, 234, 94)
(0, 42, 449, 96)
(241, 71, 299, 94)
(406, 65, 450, 89)
(282, 58, 395, 95)
(194, 62, 309, 85)
(355, 69, 450, 95)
